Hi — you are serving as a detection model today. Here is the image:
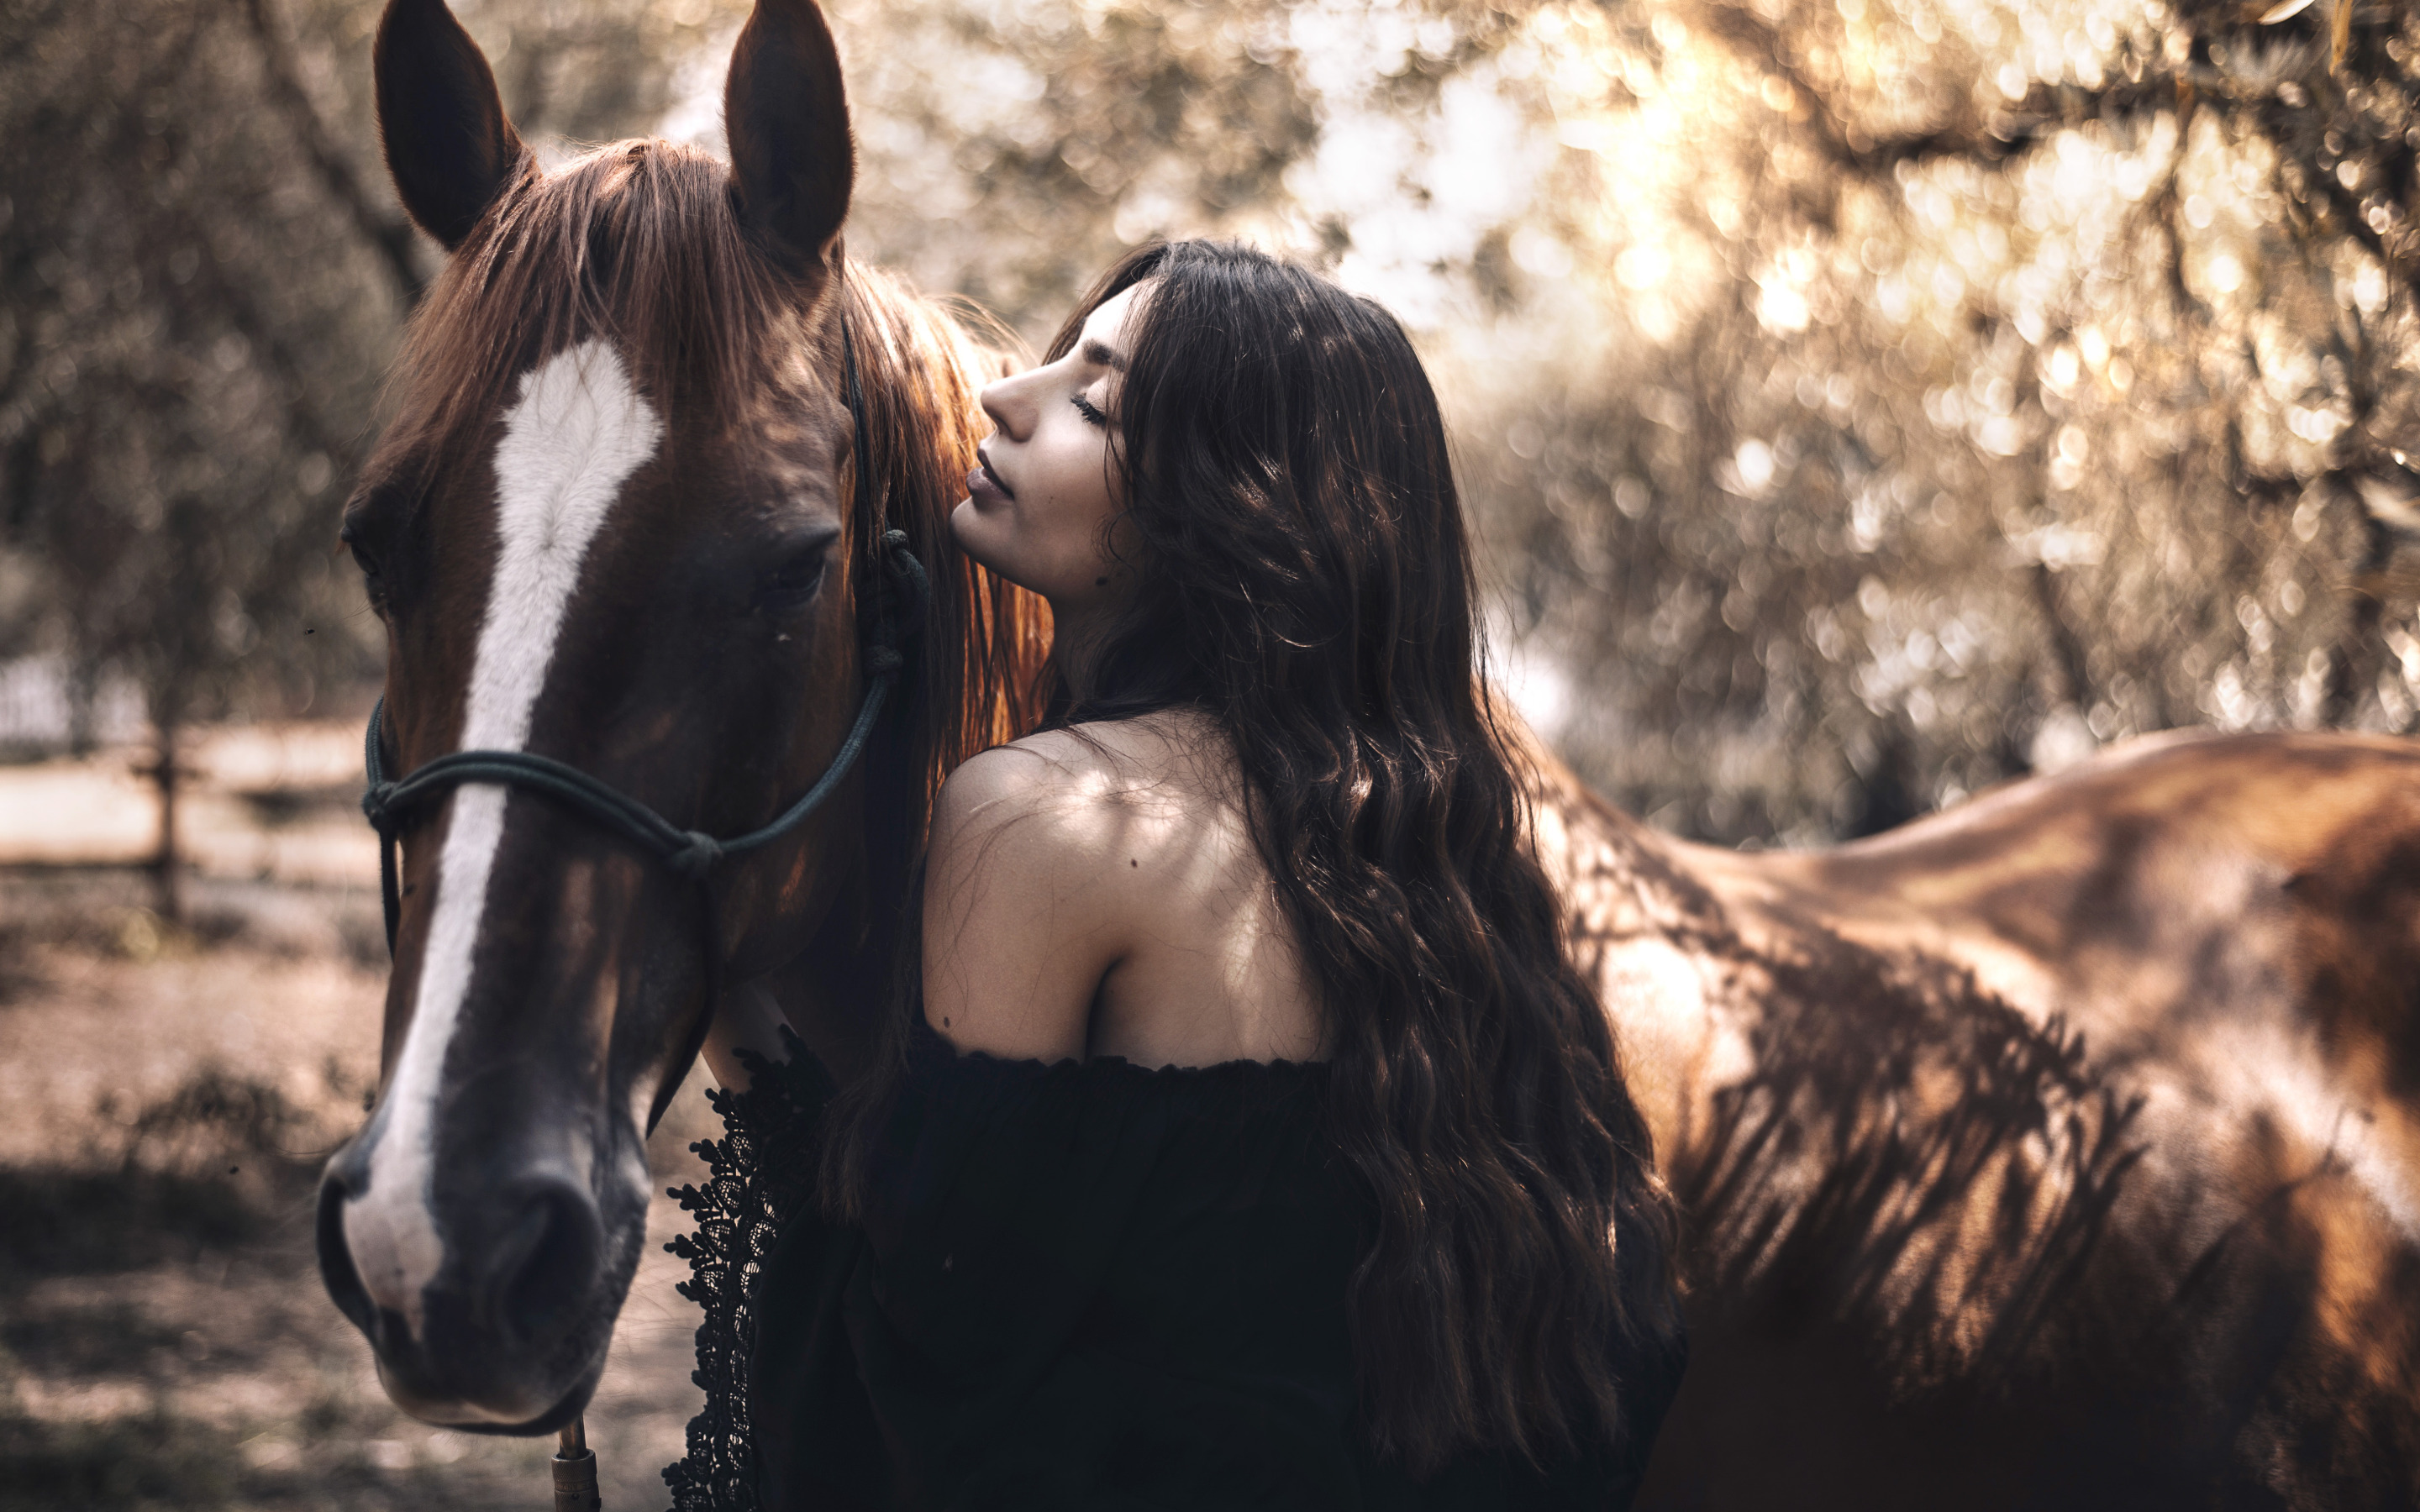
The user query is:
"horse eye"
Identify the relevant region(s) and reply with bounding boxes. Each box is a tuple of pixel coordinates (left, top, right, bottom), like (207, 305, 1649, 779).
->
(758, 538, 833, 611)
(339, 521, 389, 608)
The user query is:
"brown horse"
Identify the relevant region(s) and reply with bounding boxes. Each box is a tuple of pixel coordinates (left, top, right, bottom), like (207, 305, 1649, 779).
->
(317, 0, 1044, 1431)
(323, 0, 2420, 1501)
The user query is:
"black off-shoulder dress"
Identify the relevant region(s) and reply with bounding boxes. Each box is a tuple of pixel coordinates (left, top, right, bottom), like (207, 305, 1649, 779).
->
(662, 1018, 1682, 1511)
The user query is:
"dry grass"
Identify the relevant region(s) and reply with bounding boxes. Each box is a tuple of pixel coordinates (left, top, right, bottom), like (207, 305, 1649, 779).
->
(0, 738, 723, 1511)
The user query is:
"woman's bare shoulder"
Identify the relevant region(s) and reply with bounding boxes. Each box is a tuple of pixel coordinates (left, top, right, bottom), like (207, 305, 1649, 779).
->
(926, 712, 1216, 899)
(938, 709, 1234, 822)
(921, 714, 1229, 1063)
(928, 707, 1318, 1067)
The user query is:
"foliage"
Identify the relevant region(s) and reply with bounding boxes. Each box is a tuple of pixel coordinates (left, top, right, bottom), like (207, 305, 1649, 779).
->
(1454, 0, 2420, 839)
(0, 0, 396, 749)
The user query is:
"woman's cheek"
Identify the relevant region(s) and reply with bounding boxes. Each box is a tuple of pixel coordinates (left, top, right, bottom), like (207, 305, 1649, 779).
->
(950, 494, 1073, 598)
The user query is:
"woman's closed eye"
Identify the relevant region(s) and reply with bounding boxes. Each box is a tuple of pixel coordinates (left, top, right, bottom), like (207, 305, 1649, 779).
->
(1071, 392, 1109, 427)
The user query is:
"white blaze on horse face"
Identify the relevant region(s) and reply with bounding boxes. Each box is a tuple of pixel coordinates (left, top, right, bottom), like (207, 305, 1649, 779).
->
(345, 340, 663, 1341)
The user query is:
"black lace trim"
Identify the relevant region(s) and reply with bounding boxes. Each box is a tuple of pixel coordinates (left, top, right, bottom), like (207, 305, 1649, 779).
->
(661, 1042, 825, 1512)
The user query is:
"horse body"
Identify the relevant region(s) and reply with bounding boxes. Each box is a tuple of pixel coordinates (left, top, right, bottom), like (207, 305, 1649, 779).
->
(1526, 730, 2420, 1507)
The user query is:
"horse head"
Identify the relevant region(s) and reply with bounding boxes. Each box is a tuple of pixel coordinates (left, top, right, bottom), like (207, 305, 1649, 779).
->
(314, 0, 1038, 1433)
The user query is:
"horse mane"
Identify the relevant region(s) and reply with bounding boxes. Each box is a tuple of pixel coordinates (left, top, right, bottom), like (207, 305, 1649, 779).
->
(839, 262, 1053, 812)
(366, 136, 1050, 823)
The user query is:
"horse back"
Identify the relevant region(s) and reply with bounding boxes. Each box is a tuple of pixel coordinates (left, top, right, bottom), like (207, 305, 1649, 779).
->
(1526, 727, 2420, 1509)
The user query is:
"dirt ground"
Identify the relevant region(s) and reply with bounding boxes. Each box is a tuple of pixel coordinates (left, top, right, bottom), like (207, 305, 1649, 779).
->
(0, 727, 724, 1511)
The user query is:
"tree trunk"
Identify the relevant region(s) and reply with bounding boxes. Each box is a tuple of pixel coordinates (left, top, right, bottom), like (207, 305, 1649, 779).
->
(2323, 513, 2394, 727)
(150, 716, 182, 924)
(2028, 560, 2096, 713)
(66, 654, 99, 757)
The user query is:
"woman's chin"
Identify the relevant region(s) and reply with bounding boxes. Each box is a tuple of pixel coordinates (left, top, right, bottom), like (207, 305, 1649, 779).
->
(948, 494, 988, 547)
(949, 496, 1022, 585)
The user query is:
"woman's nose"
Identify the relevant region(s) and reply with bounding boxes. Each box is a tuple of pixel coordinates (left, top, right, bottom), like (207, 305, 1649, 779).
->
(978, 371, 1036, 442)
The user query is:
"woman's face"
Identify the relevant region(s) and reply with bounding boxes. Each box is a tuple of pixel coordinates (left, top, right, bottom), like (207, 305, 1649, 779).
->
(952, 283, 1145, 612)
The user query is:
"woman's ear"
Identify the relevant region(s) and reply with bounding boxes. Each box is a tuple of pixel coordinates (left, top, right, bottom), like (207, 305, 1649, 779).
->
(723, 0, 855, 283)
(373, 0, 529, 252)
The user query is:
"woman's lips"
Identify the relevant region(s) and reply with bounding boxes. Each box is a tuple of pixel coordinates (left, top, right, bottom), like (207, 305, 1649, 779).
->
(967, 454, 1014, 505)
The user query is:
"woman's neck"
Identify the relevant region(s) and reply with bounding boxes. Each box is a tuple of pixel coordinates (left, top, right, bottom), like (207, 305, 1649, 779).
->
(1044, 594, 1121, 706)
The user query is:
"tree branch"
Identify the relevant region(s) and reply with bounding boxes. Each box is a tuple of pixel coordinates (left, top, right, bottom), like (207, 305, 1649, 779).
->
(232, 0, 427, 307)
(165, 202, 360, 475)
(1704, 3, 2185, 181)
(2028, 561, 2097, 710)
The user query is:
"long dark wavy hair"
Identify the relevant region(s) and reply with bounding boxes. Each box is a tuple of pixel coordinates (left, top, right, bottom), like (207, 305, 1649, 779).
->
(837, 240, 1681, 1474)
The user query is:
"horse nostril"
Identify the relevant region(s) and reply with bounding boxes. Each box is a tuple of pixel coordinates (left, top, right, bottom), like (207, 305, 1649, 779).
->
(316, 1163, 379, 1341)
(483, 1179, 602, 1349)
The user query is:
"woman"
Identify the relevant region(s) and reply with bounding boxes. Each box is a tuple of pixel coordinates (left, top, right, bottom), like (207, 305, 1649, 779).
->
(689, 241, 1685, 1510)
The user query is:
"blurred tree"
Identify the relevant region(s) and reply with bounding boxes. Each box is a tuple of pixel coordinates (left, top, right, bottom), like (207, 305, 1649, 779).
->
(822, 0, 1320, 340)
(814, 0, 2420, 844)
(1447, 0, 2420, 842)
(0, 0, 402, 915)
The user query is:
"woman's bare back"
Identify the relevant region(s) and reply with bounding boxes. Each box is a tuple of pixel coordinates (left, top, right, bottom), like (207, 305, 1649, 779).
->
(921, 707, 1326, 1068)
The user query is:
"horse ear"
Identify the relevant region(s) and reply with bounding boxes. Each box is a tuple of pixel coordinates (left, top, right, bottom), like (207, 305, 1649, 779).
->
(374, 0, 529, 251)
(723, 0, 855, 281)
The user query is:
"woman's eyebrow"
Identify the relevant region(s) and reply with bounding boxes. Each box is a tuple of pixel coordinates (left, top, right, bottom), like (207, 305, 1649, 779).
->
(1079, 337, 1128, 372)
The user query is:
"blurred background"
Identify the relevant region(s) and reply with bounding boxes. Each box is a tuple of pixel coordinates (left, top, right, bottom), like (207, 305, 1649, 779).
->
(3, 0, 2417, 1504)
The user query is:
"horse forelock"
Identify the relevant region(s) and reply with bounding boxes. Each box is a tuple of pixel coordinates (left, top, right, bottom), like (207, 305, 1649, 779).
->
(371, 139, 813, 490)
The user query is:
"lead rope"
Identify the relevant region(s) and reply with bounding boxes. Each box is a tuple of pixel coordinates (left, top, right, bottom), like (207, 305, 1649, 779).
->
(355, 312, 920, 1502)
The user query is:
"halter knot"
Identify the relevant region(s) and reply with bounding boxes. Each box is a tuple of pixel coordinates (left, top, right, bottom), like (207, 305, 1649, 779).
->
(670, 832, 724, 881)
(880, 529, 930, 639)
(361, 782, 401, 836)
(866, 646, 904, 675)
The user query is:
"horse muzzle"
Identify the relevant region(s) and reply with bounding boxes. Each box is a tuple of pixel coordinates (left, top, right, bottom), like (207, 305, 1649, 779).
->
(316, 1128, 640, 1433)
